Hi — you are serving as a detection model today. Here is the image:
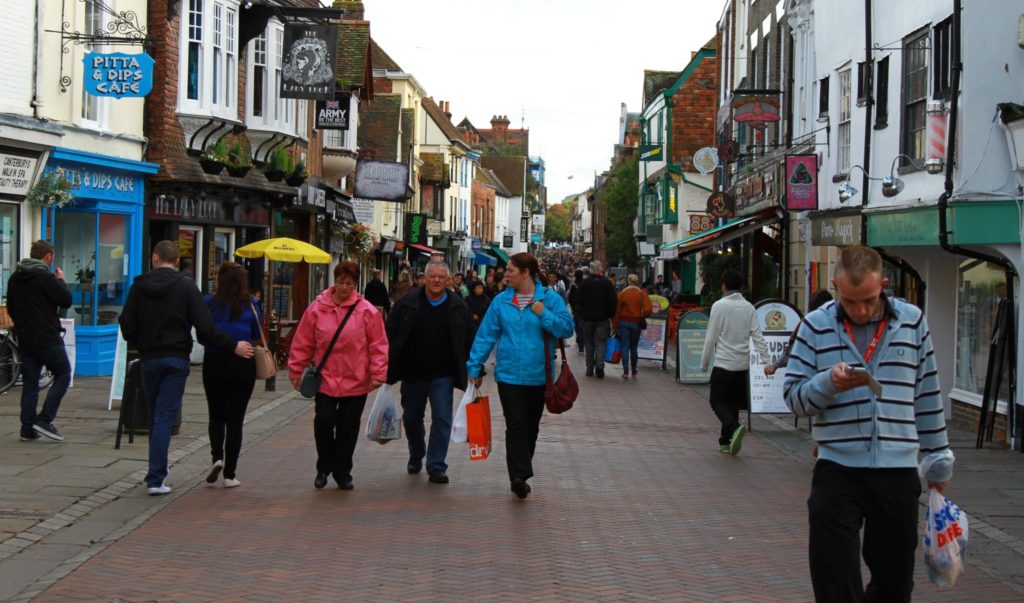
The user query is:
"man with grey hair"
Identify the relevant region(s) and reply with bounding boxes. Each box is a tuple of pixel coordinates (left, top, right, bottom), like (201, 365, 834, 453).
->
(569, 260, 617, 378)
(386, 260, 472, 484)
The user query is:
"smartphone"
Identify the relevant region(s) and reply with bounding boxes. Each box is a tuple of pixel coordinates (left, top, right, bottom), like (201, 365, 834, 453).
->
(848, 366, 870, 375)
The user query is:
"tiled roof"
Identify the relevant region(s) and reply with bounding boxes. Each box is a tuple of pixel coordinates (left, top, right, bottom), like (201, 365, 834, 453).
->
(420, 152, 446, 183)
(400, 108, 414, 163)
(370, 37, 402, 72)
(703, 36, 717, 51)
(480, 156, 526, 196)
(477, 166, 512, 197)
(336, 21, 371, 93)
(422, 97, 463, 143)
(643, 70, 680, 108)
(357, 95, 401, 160)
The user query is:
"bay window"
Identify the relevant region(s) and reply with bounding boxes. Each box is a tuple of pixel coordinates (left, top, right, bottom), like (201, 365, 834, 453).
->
(246, 21, 305, 134)
(179, 0, 239, 118)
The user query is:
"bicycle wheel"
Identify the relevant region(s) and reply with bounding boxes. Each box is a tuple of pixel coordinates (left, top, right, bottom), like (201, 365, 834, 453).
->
(0, 333, 20, 394)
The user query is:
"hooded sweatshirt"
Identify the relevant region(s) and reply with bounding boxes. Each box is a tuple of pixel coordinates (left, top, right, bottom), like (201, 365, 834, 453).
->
(119, 267, 236, 359)
(6, 258, 72, 351)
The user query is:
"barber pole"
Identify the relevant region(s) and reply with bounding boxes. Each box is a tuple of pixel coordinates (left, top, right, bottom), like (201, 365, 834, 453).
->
(925, 100, 946, 174)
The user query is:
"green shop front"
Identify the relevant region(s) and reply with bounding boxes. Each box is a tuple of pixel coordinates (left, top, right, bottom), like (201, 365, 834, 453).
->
(40, 148, 159, 376)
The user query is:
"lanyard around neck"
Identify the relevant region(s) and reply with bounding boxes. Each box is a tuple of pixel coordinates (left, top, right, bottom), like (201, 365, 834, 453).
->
(843, 317, 889, 363)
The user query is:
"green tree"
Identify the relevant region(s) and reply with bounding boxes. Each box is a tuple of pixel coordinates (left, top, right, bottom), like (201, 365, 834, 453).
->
(545, 203, 571, 242)
(597, 158, 639, 269)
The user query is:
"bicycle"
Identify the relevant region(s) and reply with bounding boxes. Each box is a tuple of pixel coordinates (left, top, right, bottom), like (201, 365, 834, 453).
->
(0, 327, 56, 394)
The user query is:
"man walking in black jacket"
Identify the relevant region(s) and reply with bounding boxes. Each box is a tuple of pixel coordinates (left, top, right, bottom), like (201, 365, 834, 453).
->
(569, 260, 617, 378)
(363, 269, 391, 317)
(8, 240, 72, 442)
(119, 241, 253, 495)
(386, 260, 472, 484)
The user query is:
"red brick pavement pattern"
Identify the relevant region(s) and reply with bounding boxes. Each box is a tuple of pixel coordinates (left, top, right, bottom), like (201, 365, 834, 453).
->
(36, 358, 1020, 602)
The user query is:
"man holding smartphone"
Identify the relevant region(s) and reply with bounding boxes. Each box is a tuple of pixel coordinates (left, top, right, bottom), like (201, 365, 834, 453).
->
(783, 245, 953, 602)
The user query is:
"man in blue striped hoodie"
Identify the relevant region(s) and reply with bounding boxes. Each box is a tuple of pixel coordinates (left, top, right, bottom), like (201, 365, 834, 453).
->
(784, 245, 953, 602)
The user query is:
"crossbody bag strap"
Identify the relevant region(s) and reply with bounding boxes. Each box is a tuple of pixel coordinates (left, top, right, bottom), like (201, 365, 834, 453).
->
(317, 302, 357, 372)
(250, 301, 269, 349)
(543, 332, 553, 386)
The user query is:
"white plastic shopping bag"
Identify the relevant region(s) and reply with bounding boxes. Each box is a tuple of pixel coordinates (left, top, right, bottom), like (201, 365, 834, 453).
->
(923, 488, 969, 587)
(365, 384, 401, 444)
(451, 383, 475, 443)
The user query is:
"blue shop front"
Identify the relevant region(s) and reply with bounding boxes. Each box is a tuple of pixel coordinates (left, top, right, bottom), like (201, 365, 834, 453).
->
(40, 147, 158, 376)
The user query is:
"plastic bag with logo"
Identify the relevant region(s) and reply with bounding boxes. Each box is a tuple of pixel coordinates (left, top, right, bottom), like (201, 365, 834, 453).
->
(450, 383, 475, 444)
(923, 488, 969, 587)
(364, 384, 401, 444)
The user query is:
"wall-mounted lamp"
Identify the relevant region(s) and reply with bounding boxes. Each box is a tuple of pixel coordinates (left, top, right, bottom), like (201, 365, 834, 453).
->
(882, 154, 926, 198)
(838, 182, 859, 202)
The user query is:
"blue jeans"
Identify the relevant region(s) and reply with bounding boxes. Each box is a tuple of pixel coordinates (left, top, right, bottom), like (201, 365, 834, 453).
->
(581, 319, 610, 370)
(618, 322, 642, 373)
(401, 376, 455, 472)
(573, 313, 584, 348)
(140, 356, 190, 488)
(20, 344, 72, 433)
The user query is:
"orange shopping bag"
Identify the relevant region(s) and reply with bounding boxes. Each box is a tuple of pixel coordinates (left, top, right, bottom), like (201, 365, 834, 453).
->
(466, 394, 492, 461)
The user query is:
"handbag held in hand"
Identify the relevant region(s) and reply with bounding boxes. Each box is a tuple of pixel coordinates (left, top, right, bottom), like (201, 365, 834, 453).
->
(298, 303, 357, 399)
(543, 334, 579, 414)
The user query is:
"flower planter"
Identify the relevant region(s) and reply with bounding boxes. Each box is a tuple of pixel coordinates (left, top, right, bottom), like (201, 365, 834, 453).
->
(285, 175, 306, 187)
(200, 159, 225, 175)
(226, 165, 251, 178)
(264, 169, 286, 182)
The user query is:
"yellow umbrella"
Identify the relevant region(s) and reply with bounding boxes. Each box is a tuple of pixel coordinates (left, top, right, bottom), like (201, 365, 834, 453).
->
(234, 237, 330, 264)
(649, 295, 671, 311)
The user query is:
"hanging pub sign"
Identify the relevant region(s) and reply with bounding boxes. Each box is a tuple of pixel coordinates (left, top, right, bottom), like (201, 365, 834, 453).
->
(731, 95, 781, 127)
(503, 233, 514, 248)
(280, 24, 338, 101)
(404, 213, 428, 245)
(82, 52, 155, 98)
(692, 147, 719, 175)
(315, 98, 349, 130)
(706, 191, 734, 218)
(785, 154, 819, 211)
(353, 160, 410, 202)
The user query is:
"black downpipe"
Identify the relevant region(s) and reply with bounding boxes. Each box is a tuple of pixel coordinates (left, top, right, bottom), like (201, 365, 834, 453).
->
(861, 0, 873, 217)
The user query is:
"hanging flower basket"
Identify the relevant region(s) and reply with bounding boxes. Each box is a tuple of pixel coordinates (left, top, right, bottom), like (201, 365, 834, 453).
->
(26, 172, 75, 208)
(200, 158, 225, 175)
(344, 223, 376, 257)
(226, 165, 251, 178)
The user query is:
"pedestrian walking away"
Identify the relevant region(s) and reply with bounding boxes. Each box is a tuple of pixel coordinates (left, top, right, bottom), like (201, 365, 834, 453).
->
(363, 268, 392, 318)
(569, 261, 617, 378)
(699, 269, 769, 456)
(783, 245, 953, 602)
(566, 269, 586, 354)
(119, 241, 255, 496)
(8, 239, 72, 442)
(611, 274, 653, 379)
(288, 261, 388, 491)
(386, 260, 473, 485)
(467, 253, 574, 499)
(202, 262, 263, 488)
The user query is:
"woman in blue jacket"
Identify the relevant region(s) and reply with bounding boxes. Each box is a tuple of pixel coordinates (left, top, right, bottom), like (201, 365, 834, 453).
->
(468, 253, 574, 499)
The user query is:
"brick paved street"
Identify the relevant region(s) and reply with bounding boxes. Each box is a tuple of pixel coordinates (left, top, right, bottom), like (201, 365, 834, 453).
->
(15, 352, 1024, 602)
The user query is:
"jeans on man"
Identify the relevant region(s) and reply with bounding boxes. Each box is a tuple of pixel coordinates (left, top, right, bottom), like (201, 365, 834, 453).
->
(580, 319, 610, 370)
(618, 322, 642, 373)
(20, 344, 72, 433)
(401, 376, 455, 472)
(573, 313, 584, 349)
(140, 356, 190, 488)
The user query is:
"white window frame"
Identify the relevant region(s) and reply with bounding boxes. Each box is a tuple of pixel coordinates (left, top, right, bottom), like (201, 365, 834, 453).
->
(838, 69, 852, 173)
(245, 19, 301, 135)
(81, 0, 108, 129)
(177, 0, 239, 119)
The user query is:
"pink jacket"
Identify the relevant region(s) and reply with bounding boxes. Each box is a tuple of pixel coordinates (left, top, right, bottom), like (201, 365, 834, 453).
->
(287, 290, 388, 397)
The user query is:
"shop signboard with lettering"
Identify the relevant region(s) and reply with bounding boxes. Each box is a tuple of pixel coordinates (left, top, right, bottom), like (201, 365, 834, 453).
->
(315, 98, 349, 130)
(677, 311, 712, 383)
(279, 25, 338, 101)
(520, 216, 528, 242)
(353, 160, 410, 202)
(811, 214, 862, 246)
(83, 52, 155, 98)
(748, 299, 802, 414)
(404, 213, 428, 245)
(638, 316, 667, 362)
(866, 208, 939, 246)
(351, 197, 374, 223)
(785, 154, 818, 211)
(0, 151, 39, 197)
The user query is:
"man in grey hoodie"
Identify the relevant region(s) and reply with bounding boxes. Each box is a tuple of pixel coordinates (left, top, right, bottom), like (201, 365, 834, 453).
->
(7, 240, 72, 442)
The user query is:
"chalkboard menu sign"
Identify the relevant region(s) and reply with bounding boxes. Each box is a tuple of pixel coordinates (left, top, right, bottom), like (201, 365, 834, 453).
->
(272, 285, 291, 319)
(677, 310, 712, 383)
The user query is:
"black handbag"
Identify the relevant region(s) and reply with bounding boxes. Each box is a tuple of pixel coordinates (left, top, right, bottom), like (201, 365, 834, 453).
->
(299, 303, 357, 398)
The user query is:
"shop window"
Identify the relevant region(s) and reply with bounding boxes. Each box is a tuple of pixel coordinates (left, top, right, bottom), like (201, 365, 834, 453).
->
(0, 203, 20, 302)
(53, 211, 128, 327)
(955, 260, 1011, 403)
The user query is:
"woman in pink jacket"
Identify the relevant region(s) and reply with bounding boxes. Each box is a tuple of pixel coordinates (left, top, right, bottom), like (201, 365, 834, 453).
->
(288, 261, 388, 490)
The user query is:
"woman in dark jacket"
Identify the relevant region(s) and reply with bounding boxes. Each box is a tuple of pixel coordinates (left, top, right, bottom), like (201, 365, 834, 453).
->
(202, 263, 262, 488)
(465, 280, 491, 336)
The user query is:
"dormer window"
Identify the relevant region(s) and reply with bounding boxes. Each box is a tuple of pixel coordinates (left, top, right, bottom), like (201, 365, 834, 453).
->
(178, 0, 238, 119)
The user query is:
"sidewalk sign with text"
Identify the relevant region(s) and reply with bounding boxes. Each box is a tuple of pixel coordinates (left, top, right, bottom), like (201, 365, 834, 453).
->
(60, 318, 75, 388)
(637, 316, 668, 367)
(677, 311, 712, 383)
(107, 328, 128, 410)
(748, 299, 802, 413)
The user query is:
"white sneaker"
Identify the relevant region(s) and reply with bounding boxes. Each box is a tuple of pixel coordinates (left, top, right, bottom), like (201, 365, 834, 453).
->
(147, 483, 172, 496)
(206, 460, 224, 483)
(223, 478, 241, 488)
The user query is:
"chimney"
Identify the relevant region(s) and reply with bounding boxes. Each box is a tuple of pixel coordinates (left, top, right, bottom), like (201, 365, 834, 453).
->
(332, 0, 364, 21)
(443, 101, 451, 118)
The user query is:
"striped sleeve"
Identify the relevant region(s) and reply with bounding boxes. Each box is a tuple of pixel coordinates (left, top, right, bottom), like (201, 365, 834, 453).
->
(913, 318, 949, 455)
(783, 319, 839, 418)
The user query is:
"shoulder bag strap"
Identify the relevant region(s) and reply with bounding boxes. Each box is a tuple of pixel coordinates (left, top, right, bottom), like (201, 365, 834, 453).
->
(317, 302, 357, 372)
(543, 331, 553, 386)
(250, 301, 269, 349)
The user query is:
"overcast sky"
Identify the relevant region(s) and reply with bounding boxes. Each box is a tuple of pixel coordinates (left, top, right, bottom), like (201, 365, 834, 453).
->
(364, 0, 726, 205)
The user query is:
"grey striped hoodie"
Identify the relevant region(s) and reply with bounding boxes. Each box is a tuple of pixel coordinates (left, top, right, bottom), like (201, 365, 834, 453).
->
(783, 297, 950, 471)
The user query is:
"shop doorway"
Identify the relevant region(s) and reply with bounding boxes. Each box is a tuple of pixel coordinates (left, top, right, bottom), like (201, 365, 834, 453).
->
(178, 226, 203, 287)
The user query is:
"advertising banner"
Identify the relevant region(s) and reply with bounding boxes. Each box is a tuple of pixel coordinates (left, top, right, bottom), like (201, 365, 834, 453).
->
(315, 98, 349, 130)
(0, 151, 39, 197)
(677, 311, 712, 383)
(748, 299, 802, 414)
(785, 154, 819, 211)
(353, 160, 410, 202)
(280, 24, 338, 100)
(637, 317, 667, 362)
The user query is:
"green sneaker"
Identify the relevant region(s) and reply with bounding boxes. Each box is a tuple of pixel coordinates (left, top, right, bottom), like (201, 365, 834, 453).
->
(729, 425, 747, 456)
(719, 444, 730, 453)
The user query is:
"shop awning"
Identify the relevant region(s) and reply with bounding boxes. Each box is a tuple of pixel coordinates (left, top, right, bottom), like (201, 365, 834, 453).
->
(489, 245, 511, 264)
(409, 243, 443, 256)
(662, 210, 781, 257)
(474, 251, 497, 266)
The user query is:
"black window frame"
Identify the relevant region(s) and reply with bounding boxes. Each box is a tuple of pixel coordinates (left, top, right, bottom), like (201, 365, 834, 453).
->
(856, 61, 870, 107)
(818, 75, 830, 120)
(933, 16, 954, 100)
(874, 56, 889, 130)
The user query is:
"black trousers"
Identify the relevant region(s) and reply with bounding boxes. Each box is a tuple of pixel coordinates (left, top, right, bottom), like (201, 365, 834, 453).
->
(496, 383, 546, 482)
(709, 367, 748, 444)
(313, 392, 368, 481)
(808, 460, 921, 603)
(202, 353, 256, 479)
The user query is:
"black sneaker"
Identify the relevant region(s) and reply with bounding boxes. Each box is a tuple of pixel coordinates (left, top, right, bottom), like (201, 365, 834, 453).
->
(585, 368, 594, 377)
(428, 470, 449, 484)
(19, 431, 40, 442)
(510, 478, 531, 499)
(33, 422, 64, 441)
(595, 368, 605, 379)
(407, 459, 422, 474)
